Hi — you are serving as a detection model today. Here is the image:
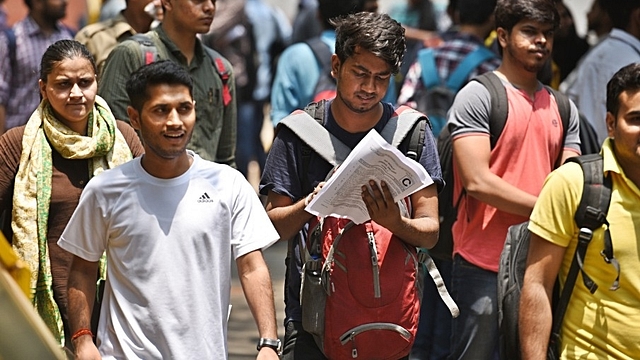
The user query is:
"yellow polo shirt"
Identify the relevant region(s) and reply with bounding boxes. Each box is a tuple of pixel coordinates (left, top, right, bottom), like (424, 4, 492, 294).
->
(529, 138, 640, 359)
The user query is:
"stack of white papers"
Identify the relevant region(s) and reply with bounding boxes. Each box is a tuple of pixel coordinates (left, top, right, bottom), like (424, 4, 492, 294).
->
(305, 130, 433, 224)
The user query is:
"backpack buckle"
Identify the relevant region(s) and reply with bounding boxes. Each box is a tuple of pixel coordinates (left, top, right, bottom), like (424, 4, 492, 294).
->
(577, 228, 593, 245)
(585, 206, 608, 227)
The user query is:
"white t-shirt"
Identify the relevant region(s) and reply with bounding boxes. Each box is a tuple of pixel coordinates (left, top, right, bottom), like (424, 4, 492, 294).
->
(59, 151, 279, 360)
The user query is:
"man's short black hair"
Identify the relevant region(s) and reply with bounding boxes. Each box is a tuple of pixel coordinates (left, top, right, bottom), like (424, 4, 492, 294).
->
(332, 12, 406, 75)
(126, 60, 194, 113)
(495, 0, 559, 33)
(607, 62, 640, 117)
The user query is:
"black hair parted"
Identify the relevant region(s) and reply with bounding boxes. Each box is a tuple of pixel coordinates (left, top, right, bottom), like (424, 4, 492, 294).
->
(40, 40, 97, 82)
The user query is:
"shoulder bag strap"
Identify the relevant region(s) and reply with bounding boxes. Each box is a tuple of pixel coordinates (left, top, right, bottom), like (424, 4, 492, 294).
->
(473, 71, 508, 149)
(446, 46, 496, 92)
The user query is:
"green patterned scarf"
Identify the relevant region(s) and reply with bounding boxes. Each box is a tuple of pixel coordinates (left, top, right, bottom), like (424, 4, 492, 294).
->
(11, 95, 133, 344)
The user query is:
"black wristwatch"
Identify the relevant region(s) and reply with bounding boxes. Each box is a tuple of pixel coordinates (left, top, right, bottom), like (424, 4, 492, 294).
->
(257, 338, 282, 355)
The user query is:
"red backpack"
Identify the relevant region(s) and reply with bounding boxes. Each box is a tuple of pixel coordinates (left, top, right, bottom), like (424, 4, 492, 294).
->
(278, 102, 459, 359)
(307, 205, 421, 359)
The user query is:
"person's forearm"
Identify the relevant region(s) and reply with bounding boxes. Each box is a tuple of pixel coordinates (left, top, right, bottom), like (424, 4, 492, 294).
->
(237, 251, 278, 339)
(67, 257, 99, 340)
(463, 171, 537, 218)
(267, 198, 313, 241)
(388, 215, 439, 249)
(364, 184, 439, 249)
(519, 280, 553, 360)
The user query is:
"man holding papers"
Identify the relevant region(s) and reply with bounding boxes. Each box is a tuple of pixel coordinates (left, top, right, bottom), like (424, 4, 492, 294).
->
(259, 11, 443, 360)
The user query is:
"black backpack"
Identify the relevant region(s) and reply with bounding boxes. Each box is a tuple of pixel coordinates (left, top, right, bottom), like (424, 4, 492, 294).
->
(497, 154, 617, 360)
(578, 112, 601, 155)
(433, 71, 572, 261)
(305, 38, 337, 103)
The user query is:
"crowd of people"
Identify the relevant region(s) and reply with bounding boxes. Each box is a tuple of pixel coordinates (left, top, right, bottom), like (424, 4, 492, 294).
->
(1, 0, 639, 359)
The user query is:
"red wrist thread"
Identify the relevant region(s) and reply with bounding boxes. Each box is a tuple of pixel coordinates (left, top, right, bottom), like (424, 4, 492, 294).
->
(71, 328, 93, 341)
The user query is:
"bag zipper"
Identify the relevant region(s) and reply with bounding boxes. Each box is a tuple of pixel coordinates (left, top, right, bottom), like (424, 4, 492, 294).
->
(366, 230, 381, 298)
(339, 322, 411, 358)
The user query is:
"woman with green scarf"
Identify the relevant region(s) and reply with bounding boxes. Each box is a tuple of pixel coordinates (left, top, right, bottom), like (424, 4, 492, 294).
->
(0, 39, 144, 350)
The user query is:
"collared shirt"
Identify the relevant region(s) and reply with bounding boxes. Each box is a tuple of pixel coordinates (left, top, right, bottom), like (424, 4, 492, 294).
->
(0, 16, 74, 130)
(529, 139, 640, 359)
(98, 25, 237, 165)
(397, 32, 501, 108)
(75, 12, 137, 76)
(564, 29, 640, 145)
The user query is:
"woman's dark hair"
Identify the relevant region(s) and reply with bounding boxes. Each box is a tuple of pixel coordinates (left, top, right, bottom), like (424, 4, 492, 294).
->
(126, 60, 194, 113)
(606, 63, 640, 117)
(40, 40, 97, 82)
(331, 12, 406, 75)
(495, 0, 559, 33)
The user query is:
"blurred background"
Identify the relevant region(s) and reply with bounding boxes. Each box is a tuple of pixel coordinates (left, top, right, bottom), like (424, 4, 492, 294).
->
(1, 0, 590, 36)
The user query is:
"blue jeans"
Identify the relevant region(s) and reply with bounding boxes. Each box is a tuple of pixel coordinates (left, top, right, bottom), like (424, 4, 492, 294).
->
(447, 255, 499, 360)
(410, 257, 453, 360)
(236, 100, 266, 178)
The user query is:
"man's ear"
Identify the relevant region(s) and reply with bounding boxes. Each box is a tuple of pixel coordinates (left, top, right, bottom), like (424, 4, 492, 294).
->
(496, 27, 508, 49)
(127, 106, 141, 131)
(330, 54, 340, 80)
(606, 111, 616, 139)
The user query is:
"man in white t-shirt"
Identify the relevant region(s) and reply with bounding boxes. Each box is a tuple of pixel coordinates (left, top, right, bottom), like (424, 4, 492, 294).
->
(60, 60, 281, 360)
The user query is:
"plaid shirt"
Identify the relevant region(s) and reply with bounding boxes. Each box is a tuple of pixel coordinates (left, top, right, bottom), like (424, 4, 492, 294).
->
(398, 32, 501, 108)
(0, 16, 74, 130)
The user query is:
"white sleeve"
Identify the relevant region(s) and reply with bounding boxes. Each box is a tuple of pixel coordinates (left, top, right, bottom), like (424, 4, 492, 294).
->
(229, 171, 280, 259)
(57, 182, 109, 262)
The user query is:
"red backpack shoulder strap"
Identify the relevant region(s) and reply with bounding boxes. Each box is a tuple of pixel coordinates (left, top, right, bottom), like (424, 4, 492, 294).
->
(204, 46, 233, 106)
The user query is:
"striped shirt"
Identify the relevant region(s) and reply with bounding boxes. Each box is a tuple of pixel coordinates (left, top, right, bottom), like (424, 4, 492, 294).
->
(0, 16, 74, 130)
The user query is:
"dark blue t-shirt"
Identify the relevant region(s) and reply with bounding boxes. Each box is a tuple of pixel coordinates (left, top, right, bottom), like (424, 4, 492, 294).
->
(259, 101, 443, 324)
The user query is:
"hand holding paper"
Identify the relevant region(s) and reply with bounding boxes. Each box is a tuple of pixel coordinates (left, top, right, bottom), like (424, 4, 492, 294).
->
(305, 130, 433, 224)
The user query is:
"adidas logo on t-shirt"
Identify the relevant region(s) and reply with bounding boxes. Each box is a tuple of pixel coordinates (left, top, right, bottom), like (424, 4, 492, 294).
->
(198, 192, 215, 203)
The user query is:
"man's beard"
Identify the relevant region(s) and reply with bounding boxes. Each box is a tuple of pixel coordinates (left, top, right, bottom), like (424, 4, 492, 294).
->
(506, 44, 548, 74)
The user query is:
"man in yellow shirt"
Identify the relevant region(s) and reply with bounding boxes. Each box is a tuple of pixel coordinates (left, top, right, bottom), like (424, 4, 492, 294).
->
(520, 62, 640, 360)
